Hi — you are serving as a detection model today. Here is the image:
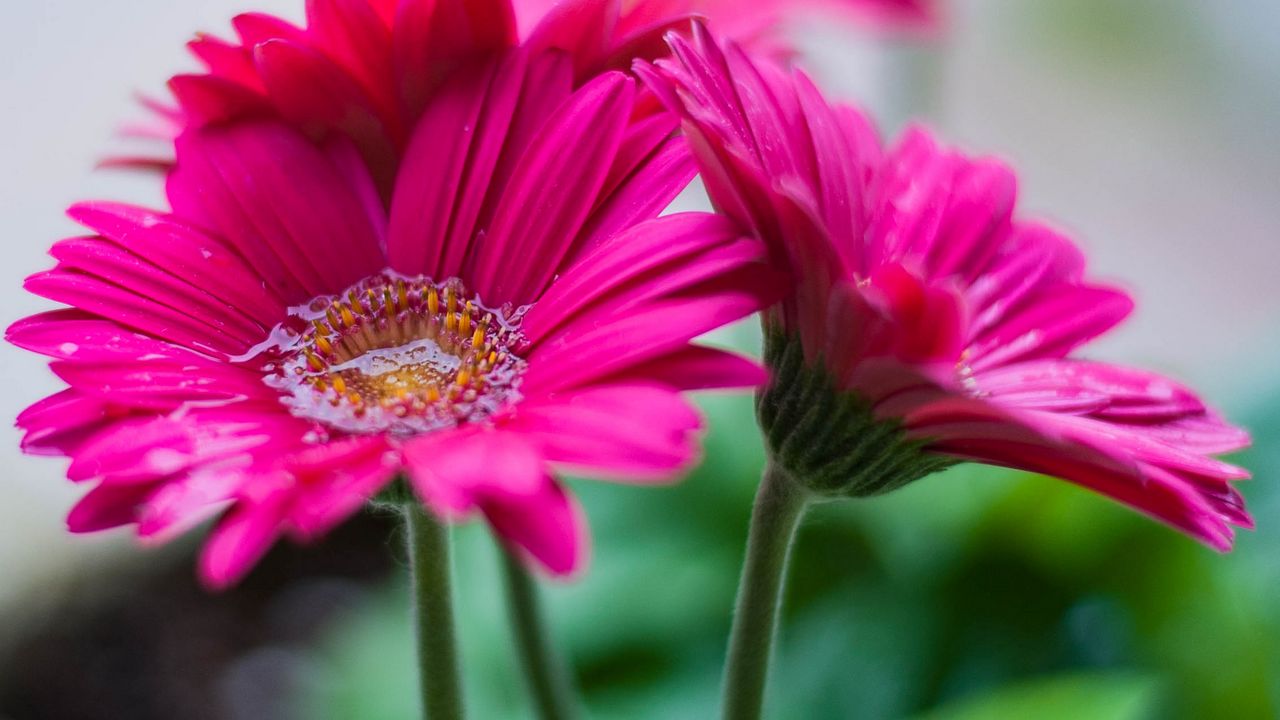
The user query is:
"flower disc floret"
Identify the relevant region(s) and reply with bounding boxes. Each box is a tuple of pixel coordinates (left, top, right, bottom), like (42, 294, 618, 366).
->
(262, 274, 526, 436)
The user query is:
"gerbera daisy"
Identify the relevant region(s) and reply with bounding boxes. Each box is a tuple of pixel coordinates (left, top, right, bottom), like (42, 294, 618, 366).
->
(641, 24, 1252, 719)
(113, 0, 939, 176)
(10, 2, 781, 590)
(643, 23, 1251, 546)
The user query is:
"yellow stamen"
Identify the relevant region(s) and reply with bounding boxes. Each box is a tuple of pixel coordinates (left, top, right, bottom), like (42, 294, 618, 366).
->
(460, 302, 474, 334)
(456, 368, 472, 387)
(333, 376, 347, 395)
(398, 281, 409, 310)
(340, 303, 356, 328)
(306, 352, 325, 372)
(427, 288, 439, 315)
(315, 335, 334, 355)
(472, 328, 485, 349)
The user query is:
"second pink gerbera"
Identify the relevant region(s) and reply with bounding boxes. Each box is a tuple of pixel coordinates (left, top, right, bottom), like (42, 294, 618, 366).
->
(11, 4, 782, 588)
(642, 25, 1252, 549)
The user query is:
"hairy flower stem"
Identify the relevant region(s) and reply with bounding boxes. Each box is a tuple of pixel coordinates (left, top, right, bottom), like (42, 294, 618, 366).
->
(722, 462, 810, 720)
(404, 503, 465, 720)
(501, 549, 579, 720)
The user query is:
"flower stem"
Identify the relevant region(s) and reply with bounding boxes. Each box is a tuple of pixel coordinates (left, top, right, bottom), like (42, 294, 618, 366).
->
(722, 462, 809, 720)
(500, 549, 579, 720)
(404, 502, 465, 720)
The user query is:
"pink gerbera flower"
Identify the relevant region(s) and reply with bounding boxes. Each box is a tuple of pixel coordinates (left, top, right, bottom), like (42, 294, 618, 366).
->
(114, 0, 937, 175)
(116, 0, 712, 178)
(641, 25, 1252, 549)
(11, 3, 781, 588)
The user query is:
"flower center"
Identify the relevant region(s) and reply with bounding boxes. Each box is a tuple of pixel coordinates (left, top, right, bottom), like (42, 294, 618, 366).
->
(260, 274, 526, 435)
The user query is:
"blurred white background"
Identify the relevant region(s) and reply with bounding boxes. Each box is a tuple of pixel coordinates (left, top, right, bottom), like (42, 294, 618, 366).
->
(1, 0, 1278, 614)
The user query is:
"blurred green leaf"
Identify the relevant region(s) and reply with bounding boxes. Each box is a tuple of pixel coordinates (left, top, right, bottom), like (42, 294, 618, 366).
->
(912, 674, 1162, 720)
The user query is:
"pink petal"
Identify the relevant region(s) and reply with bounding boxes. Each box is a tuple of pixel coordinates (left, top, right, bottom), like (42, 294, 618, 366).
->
(403, 428, 547, 518)
(977, 360, 1206, 422)
(68, 481, 157, 533)
(167, 74, 272, 127)
(68, 202, 287, 327)
(506, 383, 702, 480)
(482, 477, 588, 577)
(188, 33, 263, 91)
(16, 389, 117, 457)
(403, 428, 587, 576)
(282, 436, 399, 539)
(137, 466, 246, 542)
(524, 290, 772, 394)
(198, 477, 293, 589)
(51, 360, 274, 410)
(968, 285, 1134, 371)
(171, 121, 387, 298)
(305, 0, 398, 121)
(601, 345, 769, 391)
(573, 134, 697, 254)
(66, 409, 306, 484)
(253, 39, 400, 186)
(393, 0, 516, 116)
(49, 237, 265, 343)
(387, 57, 503, 277)
(525, 0, 620, 77)
(24, 270, 248, 357)
(467, 71, 637, 305)
(522, 212, 748, 342)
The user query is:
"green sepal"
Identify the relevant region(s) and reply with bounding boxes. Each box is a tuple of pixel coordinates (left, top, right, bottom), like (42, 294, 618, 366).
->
(757, 329, 957, 499)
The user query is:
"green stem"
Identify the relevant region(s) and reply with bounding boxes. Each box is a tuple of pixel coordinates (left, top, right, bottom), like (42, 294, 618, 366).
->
(500, 549, 579, 720)
(404, 502, 465, 720)
(722, 462, 810, 720)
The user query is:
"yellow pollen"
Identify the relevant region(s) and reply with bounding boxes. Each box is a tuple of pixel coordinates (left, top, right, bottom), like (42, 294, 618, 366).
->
(445, 312, 457, 332)
(428, 288, 439, 315)
(488, 351, 498, 364)
(333, 376, 347, 395)
(446, 287, 456, 314)
(472, 328, 485, 349)
(315, 335, 334, 355)
(340, 304, 356, 328)
(326, 307, 342, 329)
(426, 385, 441, 402)
(384, 287, 396, 319)
(398, 281, 409, 310)
(456, 369, 472, 387)
(348, 392, 363, 406)
(306, 352, 325, 372)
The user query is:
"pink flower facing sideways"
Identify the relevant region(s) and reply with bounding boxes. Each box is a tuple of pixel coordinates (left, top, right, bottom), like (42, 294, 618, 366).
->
(641, 25, 1252, 549)
(10, 1, 783, 588)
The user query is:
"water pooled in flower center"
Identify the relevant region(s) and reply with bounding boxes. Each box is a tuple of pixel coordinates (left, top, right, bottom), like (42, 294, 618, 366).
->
(258, 274, 527, 436)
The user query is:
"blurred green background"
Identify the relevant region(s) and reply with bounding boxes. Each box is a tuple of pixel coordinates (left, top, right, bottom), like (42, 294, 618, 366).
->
(2, 1, 1279, 718)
